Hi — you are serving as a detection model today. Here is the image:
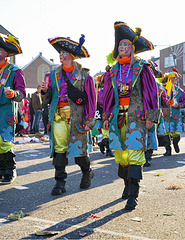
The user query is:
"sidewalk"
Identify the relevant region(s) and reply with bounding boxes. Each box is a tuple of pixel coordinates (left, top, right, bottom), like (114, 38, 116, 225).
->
(0, 137, 185, 239)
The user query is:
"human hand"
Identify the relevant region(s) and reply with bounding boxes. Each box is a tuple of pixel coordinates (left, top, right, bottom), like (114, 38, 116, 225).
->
(83, 124, 91, 131)
(146, 120, 153, 129)
(4, 89, 15, 99)
(103, 120, 110, 130)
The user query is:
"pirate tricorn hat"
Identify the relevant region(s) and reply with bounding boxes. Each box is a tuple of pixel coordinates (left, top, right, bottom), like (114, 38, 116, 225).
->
(48, 35, 90, 59)
(0, 34, 22, 56)
(113, 21, 154, 59)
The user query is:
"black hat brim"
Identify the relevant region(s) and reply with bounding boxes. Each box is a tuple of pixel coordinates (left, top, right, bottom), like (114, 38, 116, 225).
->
(113, 21, 154, 59)
(0, 36, 22, 56)
(48, 37, 90, 59)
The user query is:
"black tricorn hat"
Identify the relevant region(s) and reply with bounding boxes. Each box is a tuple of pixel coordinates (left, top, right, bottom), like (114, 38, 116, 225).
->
(113, 21, 154, 59)
(0, 35, 22, 56)
(48, 36, 90, 59)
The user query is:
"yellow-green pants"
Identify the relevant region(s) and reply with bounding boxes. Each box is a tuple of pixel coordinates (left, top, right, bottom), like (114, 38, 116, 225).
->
(102, 128, 109, 138)
(115, 111, 145, 166)
(0, 135, 13, 154)
(53, 111, 70, 154)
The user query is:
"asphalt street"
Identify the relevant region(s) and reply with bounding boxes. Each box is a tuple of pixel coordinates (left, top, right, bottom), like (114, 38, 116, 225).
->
(0, 136, 185, 240)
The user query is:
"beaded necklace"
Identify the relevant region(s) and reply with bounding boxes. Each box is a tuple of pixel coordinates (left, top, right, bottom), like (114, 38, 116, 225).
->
(119, 64, 131, 95)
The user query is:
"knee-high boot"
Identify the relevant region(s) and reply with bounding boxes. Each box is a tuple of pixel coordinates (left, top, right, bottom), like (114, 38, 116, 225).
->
(118, 164, 129, 199)
(0, 153, 7, 181)
(98, 139, 105, 154)
(1, 151, 16, 184)
(125, 165, 142, 210)
(162, 135, 172, 156)
(75, 156, 94, 189)
(172, 136, 180, 153)
(51, 152, 68, 195)
(144, 149, 153, 167)
(104, 138, 114, 157)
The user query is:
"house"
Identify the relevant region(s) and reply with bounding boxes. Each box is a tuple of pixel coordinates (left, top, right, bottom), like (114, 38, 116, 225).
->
(22, 52, 58, 97)
(160, 42, 185, 90)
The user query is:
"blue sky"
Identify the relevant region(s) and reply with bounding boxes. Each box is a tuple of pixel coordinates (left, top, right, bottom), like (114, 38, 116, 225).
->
(1, 0, 184, 76)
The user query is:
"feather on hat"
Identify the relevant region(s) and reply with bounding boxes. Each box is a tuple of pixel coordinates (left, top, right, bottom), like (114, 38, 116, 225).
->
(0, 34, 22, 56)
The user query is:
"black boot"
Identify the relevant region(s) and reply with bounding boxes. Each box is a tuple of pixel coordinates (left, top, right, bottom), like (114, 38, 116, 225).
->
(125, 179, 140, 210)
(1, 169, 17, 184)
(80, 168, 94, 189)
(118, 165, 129, 199)
(98, 139, 105, 154)
(0, 170, 6, 181)
(173, 136, 180, 153)
(125, 165, 142, 210)
(75, 156, 94, 189)
(1, 151, 17, 184)
(0, 153, 6, 181)
(106, 149, 114, 157)
(51, 153, 68, 195)
(51, 180, 66, 195)
(122, 179, 129, 199)
(164, 145, 172, 156)
(104, 138, 114, 157)
(144, 149, 153, 167)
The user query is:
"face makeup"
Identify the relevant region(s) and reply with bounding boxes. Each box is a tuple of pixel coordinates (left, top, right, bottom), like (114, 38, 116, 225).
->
(60, 51, 72, 63)
(0, 48, 8, 59)
(118, 40, 132, 58)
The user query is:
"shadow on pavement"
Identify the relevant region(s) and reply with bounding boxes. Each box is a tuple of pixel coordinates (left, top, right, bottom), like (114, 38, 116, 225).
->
(0, 149, 118, 216)
(21, 198, 127, 240)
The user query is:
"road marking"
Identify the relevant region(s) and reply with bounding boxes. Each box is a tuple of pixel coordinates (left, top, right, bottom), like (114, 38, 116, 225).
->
(22, 216, 155, 240)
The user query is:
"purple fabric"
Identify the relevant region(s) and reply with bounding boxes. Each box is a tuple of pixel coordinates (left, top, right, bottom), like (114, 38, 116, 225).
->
(161, 88, 168, 108)
(42, 72, 68, 102)
(43, 72, 96, 121)
(13, 69, 26, 98)
(179, 91, 185, 107)
(140, 65, 158, 111)
(103, 73, 115, 117)
(98, 89, 103, 107)
(103, 63, 159, 117)
(84, 74, 96, 121)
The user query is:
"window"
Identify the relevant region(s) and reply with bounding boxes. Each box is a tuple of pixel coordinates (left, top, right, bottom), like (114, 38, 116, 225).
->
(183, 74, 185, 86)
(37, 64, 50, 85)
(164, 55, 176, 68)
(183, 43, 185, 71)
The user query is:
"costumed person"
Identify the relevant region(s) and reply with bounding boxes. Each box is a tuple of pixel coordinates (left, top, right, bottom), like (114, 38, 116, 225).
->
(0, 34, 26, 184)
(103, 22, 160, 210)
(95, 70, 114, 157)
(144, 61, 169, 166)
(161, 68, 185, 154)
(21, 98, 30, 135)
(41, 35, 96, 195)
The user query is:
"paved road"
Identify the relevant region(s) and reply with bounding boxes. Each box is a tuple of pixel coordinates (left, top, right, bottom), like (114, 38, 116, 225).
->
(0, 137, 185, 239)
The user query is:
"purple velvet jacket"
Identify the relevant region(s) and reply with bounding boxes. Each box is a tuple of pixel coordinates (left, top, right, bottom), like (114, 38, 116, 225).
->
(103, 63, 159, 117)
(44, 71, 96, 122)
